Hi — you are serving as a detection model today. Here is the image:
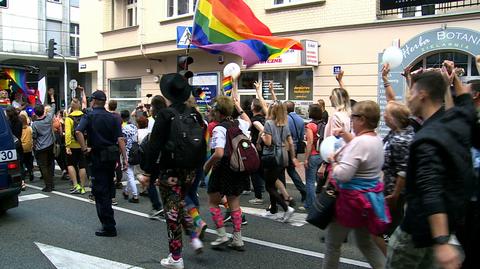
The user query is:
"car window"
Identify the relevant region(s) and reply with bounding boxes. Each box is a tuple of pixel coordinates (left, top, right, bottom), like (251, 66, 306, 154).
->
(0, 109, 7, 135)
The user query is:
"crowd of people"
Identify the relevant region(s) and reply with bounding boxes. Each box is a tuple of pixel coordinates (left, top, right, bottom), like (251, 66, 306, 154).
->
(2, 57, 479, 269)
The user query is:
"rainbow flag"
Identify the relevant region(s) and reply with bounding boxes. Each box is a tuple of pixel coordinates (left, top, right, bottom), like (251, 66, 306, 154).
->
(2, 68, 28, 95)
(192, 0, 303, 66)
(222, 76, 232, 96)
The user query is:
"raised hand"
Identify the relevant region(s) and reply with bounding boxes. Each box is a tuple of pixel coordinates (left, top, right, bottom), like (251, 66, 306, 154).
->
(335, 70, 344, 83)
(382, 64, 390, 82)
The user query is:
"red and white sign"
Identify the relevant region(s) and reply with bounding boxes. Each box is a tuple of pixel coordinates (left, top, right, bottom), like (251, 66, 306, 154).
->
(245, 49, 300, 68)
(302, 40, 319, 66)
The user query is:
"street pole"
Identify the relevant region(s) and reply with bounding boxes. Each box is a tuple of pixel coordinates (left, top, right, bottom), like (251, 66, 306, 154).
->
(57, 53, 68, 112)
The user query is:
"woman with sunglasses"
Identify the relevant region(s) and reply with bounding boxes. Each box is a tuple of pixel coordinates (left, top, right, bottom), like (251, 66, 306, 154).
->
(322, 101, 389, 269)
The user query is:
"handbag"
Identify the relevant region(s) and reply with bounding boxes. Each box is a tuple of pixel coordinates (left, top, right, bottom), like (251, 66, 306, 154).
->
(306, 175, 337, 230)
(261, 125, 288, 168)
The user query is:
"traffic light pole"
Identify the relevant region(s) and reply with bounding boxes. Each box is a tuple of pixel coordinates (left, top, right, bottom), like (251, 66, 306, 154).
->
(56, 53, 68, 112)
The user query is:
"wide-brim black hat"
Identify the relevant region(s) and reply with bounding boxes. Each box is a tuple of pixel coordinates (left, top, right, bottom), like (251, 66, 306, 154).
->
(160, 73, 192, 104)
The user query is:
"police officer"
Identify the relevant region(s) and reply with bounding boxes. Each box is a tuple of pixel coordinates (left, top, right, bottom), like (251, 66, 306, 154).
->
(75, 90, 127, 237)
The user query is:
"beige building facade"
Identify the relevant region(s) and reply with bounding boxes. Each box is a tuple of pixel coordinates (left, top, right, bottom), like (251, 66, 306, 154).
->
(79, 0, 480, 131)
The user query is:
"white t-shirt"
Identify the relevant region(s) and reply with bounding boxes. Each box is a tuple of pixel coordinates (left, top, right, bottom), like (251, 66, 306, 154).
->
(147, 117, 155, 132)
(138, 128, 150, 143)
(211, 118, 250, 149)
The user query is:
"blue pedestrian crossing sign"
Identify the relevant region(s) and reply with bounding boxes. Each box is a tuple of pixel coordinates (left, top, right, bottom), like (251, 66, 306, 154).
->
(177, 26, 197, 49)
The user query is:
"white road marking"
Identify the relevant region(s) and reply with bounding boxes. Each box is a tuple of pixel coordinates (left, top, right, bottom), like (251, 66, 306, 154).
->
(26, 184, 371, 268)
(35, 242, 143, 269)
(241, 206, 307, 227)
(19, 193, 49, 202)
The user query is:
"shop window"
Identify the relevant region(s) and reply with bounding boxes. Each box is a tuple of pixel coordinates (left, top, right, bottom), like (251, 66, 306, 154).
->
(167, 0, 197, 18)
(262, 71, 287, 100)
(288, 70, 313, 101)
(238, 70, 313, 101)
(126, 0, 137, 27)
(238, 72, 259, 90)
(110, 78, 141, 112)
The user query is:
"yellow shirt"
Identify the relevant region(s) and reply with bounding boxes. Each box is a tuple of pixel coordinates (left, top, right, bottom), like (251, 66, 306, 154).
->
(21, 126, 33, 153)
(65, 110, 84, 149)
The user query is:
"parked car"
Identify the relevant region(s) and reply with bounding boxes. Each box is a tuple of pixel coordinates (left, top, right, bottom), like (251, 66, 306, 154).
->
(0, 106, 22, 214)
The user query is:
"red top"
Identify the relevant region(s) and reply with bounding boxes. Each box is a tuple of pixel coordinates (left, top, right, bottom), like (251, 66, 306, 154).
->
(306, 122, 319, 155)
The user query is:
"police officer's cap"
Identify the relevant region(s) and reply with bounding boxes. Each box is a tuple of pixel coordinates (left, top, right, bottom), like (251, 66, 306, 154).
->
(91, 90, 107, 101)
(160, 73, 192, 104)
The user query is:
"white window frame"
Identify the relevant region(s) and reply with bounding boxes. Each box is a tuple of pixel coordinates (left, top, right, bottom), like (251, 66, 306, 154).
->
(69, 23, 80, 57)
(166, 0, 197, 18)
(126, 0, 138, 27)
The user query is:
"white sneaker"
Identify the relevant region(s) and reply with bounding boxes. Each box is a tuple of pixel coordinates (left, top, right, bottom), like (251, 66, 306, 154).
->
(160, 254, 184, 269)
(248, 198, 264, 205)
(282, 206, 295, 223)
(263, 211, 279, 220)
(191, 238, 203, 254)
(210, 227, 229, 247)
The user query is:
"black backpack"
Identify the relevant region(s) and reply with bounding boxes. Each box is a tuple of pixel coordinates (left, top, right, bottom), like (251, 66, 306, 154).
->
(165, 108, 206, 170)
(315, 121, 326, 152)
(128, 141, 141, 165)
(68, 114, 86, 140)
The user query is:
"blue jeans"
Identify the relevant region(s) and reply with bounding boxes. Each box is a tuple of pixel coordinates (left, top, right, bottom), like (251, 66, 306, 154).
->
(305, 154, 322, 209)
(148, 177, 163, 211)
(185, 166, 203, 208)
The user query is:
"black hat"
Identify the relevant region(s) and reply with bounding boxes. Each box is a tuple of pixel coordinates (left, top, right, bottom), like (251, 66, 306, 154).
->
(160, 73, 192, 104)
(91, 90, 107, 101)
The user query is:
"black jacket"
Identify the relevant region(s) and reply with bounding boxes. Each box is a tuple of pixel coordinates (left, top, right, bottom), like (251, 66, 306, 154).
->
(401, 94, 477, 247)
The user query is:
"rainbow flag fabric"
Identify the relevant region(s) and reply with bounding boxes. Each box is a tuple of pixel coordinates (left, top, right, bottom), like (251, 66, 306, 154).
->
(192, 0, 303, 66)
(222, 76, 232, 96)
(3, 68, 28, 95)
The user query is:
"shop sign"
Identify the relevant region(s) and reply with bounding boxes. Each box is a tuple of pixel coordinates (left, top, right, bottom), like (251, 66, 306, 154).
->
(301, 40, 319, 66)
(192, 72, 219, 114)
(376, 27, 480, 137)
(380, 0, 463, 10)
(247, 49, 300, 68)
(401, 27, 480, 66)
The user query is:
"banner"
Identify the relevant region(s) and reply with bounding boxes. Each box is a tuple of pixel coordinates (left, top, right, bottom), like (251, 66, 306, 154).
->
(380, 0, 462, 10)
(38, 76, 46, 104)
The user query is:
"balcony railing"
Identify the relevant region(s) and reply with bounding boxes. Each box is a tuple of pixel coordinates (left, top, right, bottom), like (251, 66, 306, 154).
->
(0, 39, 79, 57)
(377, 0, 480, 19)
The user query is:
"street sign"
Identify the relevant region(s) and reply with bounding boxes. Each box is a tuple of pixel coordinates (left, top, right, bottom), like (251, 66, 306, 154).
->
(176, 26, 197, 49)
(333, 66, 342, 75)
(0, 0, 8, 8)
(68, 79, 78, 90)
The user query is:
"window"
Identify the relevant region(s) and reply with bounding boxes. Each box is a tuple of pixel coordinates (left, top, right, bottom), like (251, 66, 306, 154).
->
(46, 20, 62, 55)
(69, 23, 80, 57)
(262, 71, 287, 100)
(167, 0, 197, 18)
(238, 69, 313, 101)
(70, 0, 79, 7)
(48, 0, 61, 3)
(412, 51, 479, 77)
(288, 70, 313, 100)
(126, 0, 137, 27)
(110, 78, 142, 112)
